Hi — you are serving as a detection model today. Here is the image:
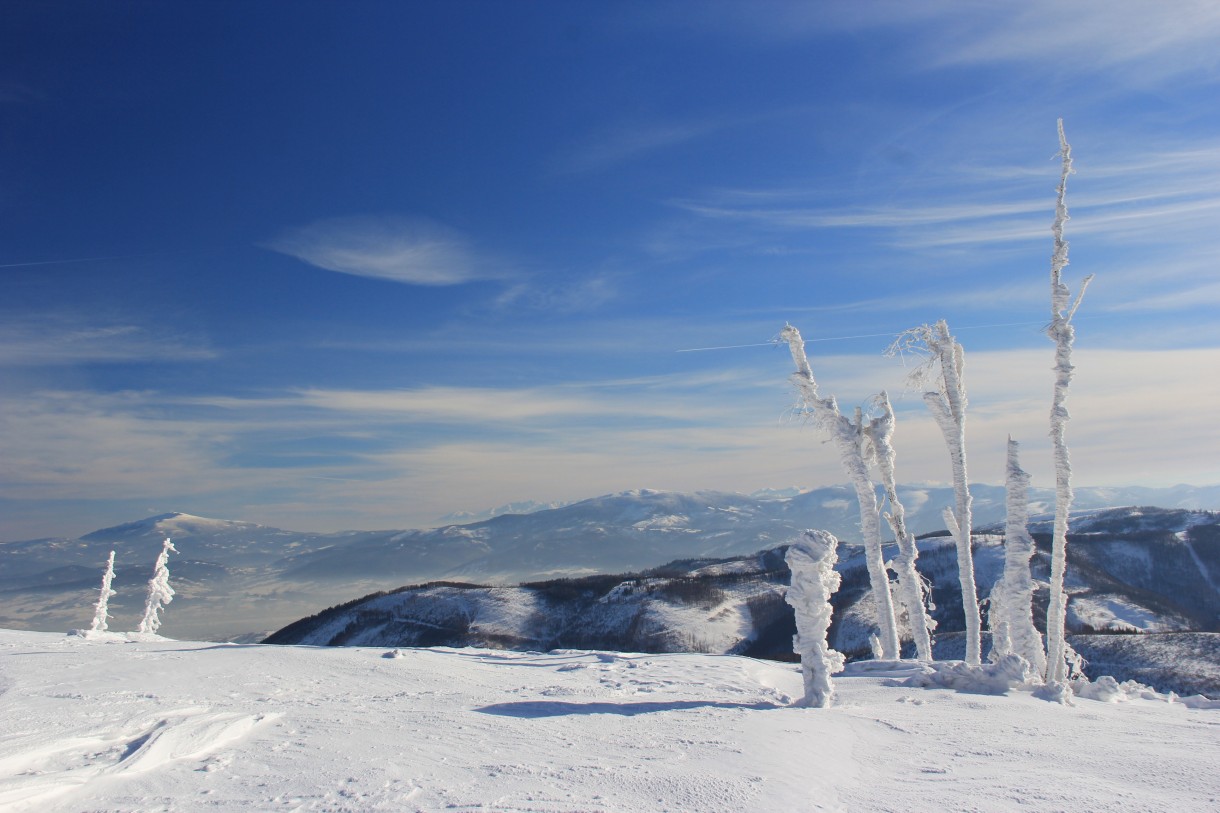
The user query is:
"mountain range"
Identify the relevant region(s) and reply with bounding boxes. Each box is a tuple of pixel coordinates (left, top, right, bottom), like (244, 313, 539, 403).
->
(2, 483, 1218, 642)
(263, 505, 1220, 696)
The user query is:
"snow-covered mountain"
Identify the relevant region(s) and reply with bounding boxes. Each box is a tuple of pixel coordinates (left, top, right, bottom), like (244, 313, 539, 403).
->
(273, 483, 1220, 585)
(438, 499, 571, 524)
(3, 628, 1217, 812)
(2, 485, 1219, 641)
(266, 506, 1220, 696)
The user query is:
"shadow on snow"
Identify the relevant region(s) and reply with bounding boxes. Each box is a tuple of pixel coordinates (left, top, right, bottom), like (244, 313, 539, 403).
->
(476, 699, 783, 717)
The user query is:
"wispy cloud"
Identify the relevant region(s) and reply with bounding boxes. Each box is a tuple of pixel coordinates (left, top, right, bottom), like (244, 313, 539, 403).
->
(0, 391, 235, 500)
(552, 120, 723, 175)
(650, 1, 1220, 82)
(0, 317, 216, 366)
(665, 136, 1220, 253)
(924, 0, 1220, 80)
(672, 198, 1050, 230)
(4, 343, 1218, 536)
(266, 215, 508, 286)
(493, 273, 619, 314)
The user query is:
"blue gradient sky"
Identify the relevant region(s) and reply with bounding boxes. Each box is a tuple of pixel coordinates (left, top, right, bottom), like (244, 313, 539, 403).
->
(4, 1, 1220, 538)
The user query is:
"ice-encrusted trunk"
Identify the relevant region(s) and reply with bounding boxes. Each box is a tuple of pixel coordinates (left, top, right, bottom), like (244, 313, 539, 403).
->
(137, 537, 177, 635)
(780, 324, 901, 659)
(893, 319, 981, 665)
(88, 550, 118, 634)
(1045, 120, 1093, 687)
(862, 391, 935, 661)
(989, 439, 1047, 679)
(785, 529, 846, 707)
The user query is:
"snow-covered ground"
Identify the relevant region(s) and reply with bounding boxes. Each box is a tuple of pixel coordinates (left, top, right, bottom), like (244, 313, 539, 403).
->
(2, 629, 1217, 812)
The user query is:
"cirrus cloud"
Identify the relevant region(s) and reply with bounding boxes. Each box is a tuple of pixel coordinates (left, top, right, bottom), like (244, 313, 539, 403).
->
(266, 215, 507, 286)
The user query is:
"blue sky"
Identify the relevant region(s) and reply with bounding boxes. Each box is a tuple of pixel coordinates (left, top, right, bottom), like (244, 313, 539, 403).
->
(3, 1, 1220, 538)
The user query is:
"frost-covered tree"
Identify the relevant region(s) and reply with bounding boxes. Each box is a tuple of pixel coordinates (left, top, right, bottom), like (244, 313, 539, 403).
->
(1045, 120, 1094, 688)
(785, 529, 846, 707)
(988, 439, 1047, 679)
(137, 537, 177, 635)
(861, 391, 935, 661)
(890, 319, 981, 665)
(88, 550, 118, 634)
(780, 324, 901, 659)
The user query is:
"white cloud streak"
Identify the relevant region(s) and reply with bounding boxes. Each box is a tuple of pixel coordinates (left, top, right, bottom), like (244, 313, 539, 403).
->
(266, 215, 506, 286)
(493, 273, 619, 314)
(923, 0, 1220, 80)
(666, 135, 1220, 260)
(652, 1, 1220, 81)
(4, 346, 1217, 538)
(0, 318, 216, 366)
(552, 120, 723, 175)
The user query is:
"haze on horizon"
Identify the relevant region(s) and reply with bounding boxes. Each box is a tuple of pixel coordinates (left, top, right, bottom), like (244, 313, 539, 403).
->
(3, 1, 1220, 541)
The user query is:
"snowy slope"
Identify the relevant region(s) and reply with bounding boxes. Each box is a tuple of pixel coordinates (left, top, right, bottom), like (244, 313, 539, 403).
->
(1, 629, 1217, 813)
(266, 511, 1220, 696)
(266, 549, 792, 658)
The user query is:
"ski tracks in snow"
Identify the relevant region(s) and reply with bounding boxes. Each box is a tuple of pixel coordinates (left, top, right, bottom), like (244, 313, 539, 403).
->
(0, 707, 279, 810)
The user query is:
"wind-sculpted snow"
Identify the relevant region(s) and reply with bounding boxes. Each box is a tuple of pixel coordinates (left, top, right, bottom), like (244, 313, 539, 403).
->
(1, 629, 1218, 812)
(989, 440, 1047, 677)
(785, 530, 845, 707)
(137, 538, 176, 635)
(779, 324, 901, 659)
(893, 319, 982, 665)
(87, 550, 117, 635)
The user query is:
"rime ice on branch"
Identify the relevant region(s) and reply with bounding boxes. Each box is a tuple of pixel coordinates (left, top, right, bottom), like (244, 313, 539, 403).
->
(889, 319, 981, 665)
(785, 530, 846, 707)
(89, 550, 118, 634)
(1045, 119, 1094, 688)
(780, 324, 901, 659)
(861, 392, 935, 661)
(989, 439, 1047, 680)
(137, 537, 177, 635)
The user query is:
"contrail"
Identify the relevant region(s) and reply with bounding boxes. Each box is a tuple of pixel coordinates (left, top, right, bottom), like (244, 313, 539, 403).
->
(0, 254, 133, 269)
(676, 319, 1071, 353)
(675, 342, 777, 353)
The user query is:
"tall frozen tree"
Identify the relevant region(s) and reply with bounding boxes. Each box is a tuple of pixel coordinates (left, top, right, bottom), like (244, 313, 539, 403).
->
(785, 529, 847, 707)
(1045, 119, 1094, 687)
(137, 537, 177, 635)
(88, 550, 118, 634)
(861, 391, 935, 661)
(780, 324, 901, 659)
(890, 319, 981, 665)
(988, 439, 1047, 679)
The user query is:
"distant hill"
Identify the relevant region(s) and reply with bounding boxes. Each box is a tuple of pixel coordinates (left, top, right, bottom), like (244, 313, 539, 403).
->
(2, 485, 1218, 641)
(264, 506, 1220, 695)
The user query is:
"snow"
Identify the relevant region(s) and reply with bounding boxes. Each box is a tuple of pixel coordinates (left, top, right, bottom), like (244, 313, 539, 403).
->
(863, 391, 934, 661)
(1, 628, 1217, 812)
(137, 538, 176, 635)
(1067, 595, 1190, 633)
(780, 324, 901, 660)
(632, 514, 695, 532)
(898, 319, 981, 666)
(88, 550, 117, 634)
(1181, 531, 1220, 596)
(988, 439, 1046, 679)
(1045, 119, 1094, 688)
(785, 530, 845, 707)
